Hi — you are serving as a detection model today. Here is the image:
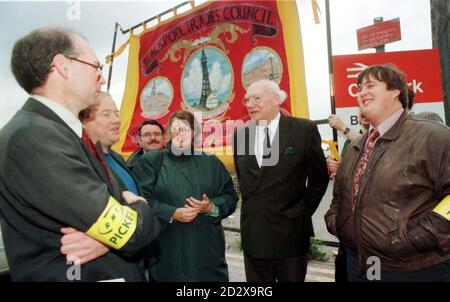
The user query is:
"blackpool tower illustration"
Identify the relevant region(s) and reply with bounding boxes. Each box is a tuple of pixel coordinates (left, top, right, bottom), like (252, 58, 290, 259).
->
(199, 48, 212, 108)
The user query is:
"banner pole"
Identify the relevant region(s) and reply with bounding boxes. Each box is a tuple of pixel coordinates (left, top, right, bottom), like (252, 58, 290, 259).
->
(121, 1, 191, 35)
(325, 0, 338, 142)
(106, 1, 191, 92)
(107, 22, 120, 92)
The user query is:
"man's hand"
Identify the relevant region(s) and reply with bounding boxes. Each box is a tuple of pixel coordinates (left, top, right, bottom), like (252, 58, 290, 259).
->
(186, 194, 212, 214)
(122, 191, 147, 204)
(60, 227, 109, 265)
(327, 158, 340, 178)
(328, 114, 347, 133)
(172, 207, 200, 223)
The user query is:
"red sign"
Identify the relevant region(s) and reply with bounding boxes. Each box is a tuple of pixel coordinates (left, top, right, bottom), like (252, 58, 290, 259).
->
(333, 49, 443, 108)
(357, 18, 401, 50)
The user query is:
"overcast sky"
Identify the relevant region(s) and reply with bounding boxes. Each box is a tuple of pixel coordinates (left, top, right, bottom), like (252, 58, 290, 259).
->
(0, 0, 432, 137)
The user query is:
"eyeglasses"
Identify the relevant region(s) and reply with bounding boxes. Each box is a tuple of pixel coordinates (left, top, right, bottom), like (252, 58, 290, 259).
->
(141, 132, 162, 138)
(170, 126, 191, 134)
(243, 95, 263, 106)
(65, 56, 103, 80)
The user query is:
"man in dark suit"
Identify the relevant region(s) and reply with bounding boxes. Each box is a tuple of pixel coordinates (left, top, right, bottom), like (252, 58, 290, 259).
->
(233, 79, 329, 282)
(0, 28, 159, 281)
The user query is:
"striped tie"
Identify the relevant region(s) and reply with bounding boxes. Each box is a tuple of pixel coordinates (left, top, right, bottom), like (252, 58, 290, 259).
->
(262, 126, 271, 159)
(352, 129, 380, 207)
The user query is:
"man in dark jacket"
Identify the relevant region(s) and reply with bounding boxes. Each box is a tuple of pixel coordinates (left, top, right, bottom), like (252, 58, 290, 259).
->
(73, 92, 159, 281)
(126, 120, 165, 170)
(325, 64, 450, 282)
(80, 92, 142, 195)
(0, 27, 159, 281)
(233, 79, 329, 282)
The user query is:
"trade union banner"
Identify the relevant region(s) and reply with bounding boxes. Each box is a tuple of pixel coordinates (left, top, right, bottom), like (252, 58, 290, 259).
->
(112, 0, 309, 170)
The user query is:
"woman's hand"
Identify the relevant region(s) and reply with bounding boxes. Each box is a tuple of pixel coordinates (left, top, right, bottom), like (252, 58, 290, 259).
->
(172, 207, 200, 223)
(186, 194, 212, 214)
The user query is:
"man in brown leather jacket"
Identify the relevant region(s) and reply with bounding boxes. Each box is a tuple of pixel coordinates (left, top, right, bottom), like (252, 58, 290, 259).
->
(325, 64, 450, 282)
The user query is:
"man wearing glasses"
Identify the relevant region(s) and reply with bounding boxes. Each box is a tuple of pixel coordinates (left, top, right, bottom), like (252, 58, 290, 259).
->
(233, 79, 329, 282)
(0, 28, 158, 281)
(127, 120, 165, 170)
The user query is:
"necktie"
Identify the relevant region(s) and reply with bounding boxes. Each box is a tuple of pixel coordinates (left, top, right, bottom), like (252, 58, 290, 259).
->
(352, 129, 380, 207)
(262, 126, 271, 159)
(81, 129, 112, 185)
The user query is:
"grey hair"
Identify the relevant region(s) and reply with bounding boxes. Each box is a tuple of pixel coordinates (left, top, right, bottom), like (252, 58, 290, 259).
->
(265, 80, 287, 102)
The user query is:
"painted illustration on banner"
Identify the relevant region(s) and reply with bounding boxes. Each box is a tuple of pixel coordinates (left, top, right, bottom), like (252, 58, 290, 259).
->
(140, 76, 173, 119)
(181, 46, 233, 120)
(242, 46, 282, 89)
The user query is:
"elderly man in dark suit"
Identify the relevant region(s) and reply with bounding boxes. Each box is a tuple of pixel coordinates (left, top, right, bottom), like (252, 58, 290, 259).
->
(0, 28, 159, 281)
(233, 79, 329, 282)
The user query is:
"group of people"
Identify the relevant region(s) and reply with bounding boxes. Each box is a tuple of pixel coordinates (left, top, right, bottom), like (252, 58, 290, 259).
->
(0, 27, 326, 282)
(0, 26, 449, 282)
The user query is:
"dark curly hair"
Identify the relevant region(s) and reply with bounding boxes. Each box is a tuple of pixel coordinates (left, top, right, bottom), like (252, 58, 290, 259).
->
(11, 27, 80, 93)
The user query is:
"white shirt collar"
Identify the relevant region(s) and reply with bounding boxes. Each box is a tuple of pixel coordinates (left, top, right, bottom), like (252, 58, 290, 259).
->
(31, 94, 83, 138)
(255, 112, 281, 134)
(254, 112, 281, 167)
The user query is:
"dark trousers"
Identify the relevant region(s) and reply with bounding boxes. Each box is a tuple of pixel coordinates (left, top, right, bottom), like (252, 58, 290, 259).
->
(244, 255, 308, 282)
(346, 248, 450, 282)
(334, 243, 348, 283)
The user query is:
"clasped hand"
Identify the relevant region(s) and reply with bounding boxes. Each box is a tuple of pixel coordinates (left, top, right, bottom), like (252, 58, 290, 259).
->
(172, 194, 212, 223)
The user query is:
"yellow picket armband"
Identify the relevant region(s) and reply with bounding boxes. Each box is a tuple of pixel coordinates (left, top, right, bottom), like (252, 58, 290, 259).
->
(86, 196, 138, 249)
(432, 195, 450, 221)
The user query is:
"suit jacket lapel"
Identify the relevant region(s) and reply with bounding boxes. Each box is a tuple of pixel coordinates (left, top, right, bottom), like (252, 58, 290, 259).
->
(242, 122, 259, 174)
(23, 97, 123, 200)
(256, 114, 291, 184)
(23, 98, 107, 182)
(22, 97, 79, 138)
(249, 114, 292, 193)
(277, 114, 292, 159)
(234, 122, 260, 197)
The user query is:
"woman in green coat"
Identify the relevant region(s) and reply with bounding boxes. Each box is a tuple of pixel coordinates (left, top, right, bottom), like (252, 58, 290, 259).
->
(133, 110, 238, 282)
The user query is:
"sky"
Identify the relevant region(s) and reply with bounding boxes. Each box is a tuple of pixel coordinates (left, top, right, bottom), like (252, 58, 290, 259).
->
(0, 0, 432, 138)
